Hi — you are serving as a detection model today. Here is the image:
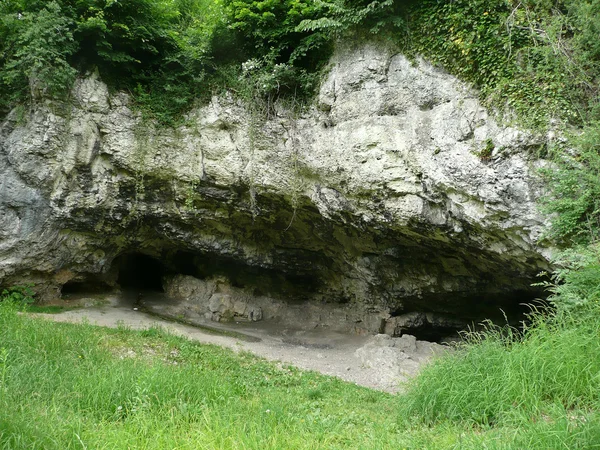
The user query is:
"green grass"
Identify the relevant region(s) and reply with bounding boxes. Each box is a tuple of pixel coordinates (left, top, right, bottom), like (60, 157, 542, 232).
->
(0, 302, 405, 449)
(399, 307, 600, 448)
(25, 304, 80, 314)
(1, 301, 600, 449)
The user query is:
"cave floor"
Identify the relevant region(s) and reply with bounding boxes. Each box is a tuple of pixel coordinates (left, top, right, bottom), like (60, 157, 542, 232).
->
(31, 292, 446, 393)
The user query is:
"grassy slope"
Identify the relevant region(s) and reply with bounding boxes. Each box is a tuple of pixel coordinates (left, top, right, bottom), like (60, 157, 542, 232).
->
(1, 303, 600, 449)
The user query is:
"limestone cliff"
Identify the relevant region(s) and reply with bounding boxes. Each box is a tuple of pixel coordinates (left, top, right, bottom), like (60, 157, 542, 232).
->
(0, 44, 552, 335)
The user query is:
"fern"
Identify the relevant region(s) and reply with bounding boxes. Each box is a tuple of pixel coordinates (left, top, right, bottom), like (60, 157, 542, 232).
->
(296, 17, 343, 32)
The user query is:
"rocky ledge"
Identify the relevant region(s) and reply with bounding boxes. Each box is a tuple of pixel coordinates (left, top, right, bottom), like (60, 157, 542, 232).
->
(0, 43, 552, 338)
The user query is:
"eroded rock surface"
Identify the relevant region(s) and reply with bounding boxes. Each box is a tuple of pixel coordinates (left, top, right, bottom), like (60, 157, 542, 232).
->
(162, 274, 263, 323)
(0, 43, 552, 335)
(355, 334, 448, 383)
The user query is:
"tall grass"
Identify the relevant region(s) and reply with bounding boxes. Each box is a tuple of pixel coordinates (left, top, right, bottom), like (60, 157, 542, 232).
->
(398, 304, 600, 447)
(2, 297, 600, 448)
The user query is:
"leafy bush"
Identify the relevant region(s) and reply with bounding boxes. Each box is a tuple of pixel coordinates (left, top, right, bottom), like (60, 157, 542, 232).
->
(0, 1, 77, 108)
(224, 0, 324, 63)
(0, 285, 35, 309)
(0, 0, 412, 119)
(223, 0, 408, 102)
(541, 124, 600, 245)
(540, 245, 600, 310)
(538, 123, 600, 312)
(0, 0, 223, 122)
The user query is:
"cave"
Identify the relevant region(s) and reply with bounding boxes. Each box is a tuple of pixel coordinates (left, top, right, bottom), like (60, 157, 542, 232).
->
(113, 253, 166, 292)
(101, 247, 545, 341)
(399, 323, 461, 343)
(386, 288, 548, 343)
(164, 250, 323, 298)
(61, 280, 112, 296)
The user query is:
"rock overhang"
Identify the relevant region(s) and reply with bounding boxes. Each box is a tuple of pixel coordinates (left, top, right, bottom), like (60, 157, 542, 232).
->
(0, 43, 553, 334)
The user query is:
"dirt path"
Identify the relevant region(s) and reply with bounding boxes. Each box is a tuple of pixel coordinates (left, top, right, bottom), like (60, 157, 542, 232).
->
(34, 294, 445, 393)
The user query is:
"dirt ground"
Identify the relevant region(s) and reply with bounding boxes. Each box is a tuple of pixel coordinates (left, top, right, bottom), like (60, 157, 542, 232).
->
(33, 293, 447, 393)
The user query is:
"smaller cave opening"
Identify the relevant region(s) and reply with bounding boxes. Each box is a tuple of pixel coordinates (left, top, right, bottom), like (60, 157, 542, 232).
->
(385, 307, 468, 343)
(397, 325, 462, 343)
(168, 251, 198, 277)
(164, 250, 323, 299)
(61, 280, 113, 297)
(114, 253, 166, 292)
(387, 288, 550, 343)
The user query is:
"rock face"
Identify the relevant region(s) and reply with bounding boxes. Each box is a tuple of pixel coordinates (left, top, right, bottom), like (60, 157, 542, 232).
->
(0, 43, 552, 336)
(162, 275, 263, 323)
(355, 334, 447, 385)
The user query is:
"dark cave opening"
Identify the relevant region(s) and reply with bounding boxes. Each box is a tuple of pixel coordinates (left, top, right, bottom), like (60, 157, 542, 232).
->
(388, 289, 549, 343)
(168, 251, 198, 277)
(55, 244, 550, 343)
(105, 248, 323, 300)
(61, 280, 112, 296)
(399, 324, 461, 343)
(114, 253, 166, 292)
(165, 250, 322, 298)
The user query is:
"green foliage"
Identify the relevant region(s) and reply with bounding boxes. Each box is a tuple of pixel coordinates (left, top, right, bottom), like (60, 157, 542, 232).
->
(405, 0, 570, 128)
(541, 125, 600, 245)
(400, 308, 600, 434)
(0, 306, 395, 448)
(0, 285, 35, 309)
(538, 122, 600, 311)
(296, 0, 406, 35)
(538, 245, 600, 310)
(71, 0, 177, 71)
(1, 305, 599, 447)
(68, 0, 213, 124)
(0, 0, 599, 127)
(224, 0, 323, 62)
(0, 0, 411, 119)
(397, 0, 600, 131)
(0, 1, 77, 108)
(223, 0, 407, 102)
(473, 138, 495, 160)
(0, 0, 223, 122)
(222, 0, 330, 104)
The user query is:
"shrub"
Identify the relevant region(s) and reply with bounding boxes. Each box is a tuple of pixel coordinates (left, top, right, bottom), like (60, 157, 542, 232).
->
(0, 1, 77, 107)
(0, 0, 221, 122)
(0, 285, 35, 309)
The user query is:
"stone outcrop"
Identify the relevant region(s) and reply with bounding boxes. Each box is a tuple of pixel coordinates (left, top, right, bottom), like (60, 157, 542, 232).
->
(162, 274, 263, 323)
(355, 333, 447, 380)
(0, 43, 552, 336)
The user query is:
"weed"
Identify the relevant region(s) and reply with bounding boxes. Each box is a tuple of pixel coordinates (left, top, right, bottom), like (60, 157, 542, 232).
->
(0, 285, 34, 309)
(473, 138, 495, 161)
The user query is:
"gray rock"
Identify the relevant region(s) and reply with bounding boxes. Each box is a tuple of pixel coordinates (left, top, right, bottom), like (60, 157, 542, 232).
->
(355, 333, 448, 385)
(0, 43, 553, 334)
(162, 275, 264, 323)
(163, 274, 216, 303)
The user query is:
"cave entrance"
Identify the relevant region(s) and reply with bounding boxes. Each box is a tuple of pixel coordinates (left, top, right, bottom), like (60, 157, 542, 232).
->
(61, 280, 112, 296)
(114, 253, 166, 292)
(398, 324, 461, 343)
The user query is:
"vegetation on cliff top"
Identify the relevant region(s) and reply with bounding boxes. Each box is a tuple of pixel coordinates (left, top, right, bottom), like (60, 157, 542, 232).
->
(0, 0, 405, 122)
(0, 0, 598, 128)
